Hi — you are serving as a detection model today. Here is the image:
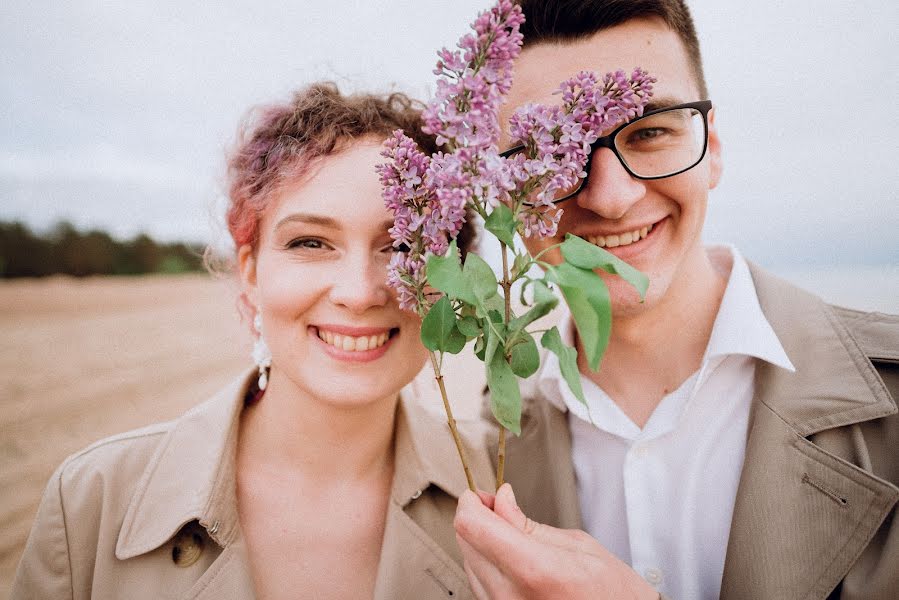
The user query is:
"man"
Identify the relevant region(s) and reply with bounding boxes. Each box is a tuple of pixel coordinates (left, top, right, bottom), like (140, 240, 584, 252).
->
(453, 1, 899, 599)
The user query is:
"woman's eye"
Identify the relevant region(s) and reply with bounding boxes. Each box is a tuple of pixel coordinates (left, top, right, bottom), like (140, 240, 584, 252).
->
(286, 237, 327, 250)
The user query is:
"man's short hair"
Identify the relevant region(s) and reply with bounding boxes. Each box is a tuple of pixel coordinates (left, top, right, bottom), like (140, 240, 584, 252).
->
(514, 0, 708, 98)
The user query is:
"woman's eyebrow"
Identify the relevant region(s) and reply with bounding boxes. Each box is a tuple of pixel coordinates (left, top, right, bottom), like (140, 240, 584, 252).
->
(274, 214, 396, 234)
(274, 213, 339, 230)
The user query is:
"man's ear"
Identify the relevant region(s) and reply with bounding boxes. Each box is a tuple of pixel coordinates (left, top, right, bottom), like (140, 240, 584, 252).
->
(237, 244, 259, 323)
(706, 107, 723, 190)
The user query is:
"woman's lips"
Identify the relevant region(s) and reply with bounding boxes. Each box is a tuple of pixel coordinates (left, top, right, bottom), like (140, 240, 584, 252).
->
(310, 325, 397, 362)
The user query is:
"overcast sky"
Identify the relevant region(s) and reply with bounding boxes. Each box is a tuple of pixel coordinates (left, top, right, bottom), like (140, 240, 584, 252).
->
(2, 0, 897, 269)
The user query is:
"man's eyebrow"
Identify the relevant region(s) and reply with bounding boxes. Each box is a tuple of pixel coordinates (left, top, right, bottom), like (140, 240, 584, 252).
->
(642, 96, 690, 113)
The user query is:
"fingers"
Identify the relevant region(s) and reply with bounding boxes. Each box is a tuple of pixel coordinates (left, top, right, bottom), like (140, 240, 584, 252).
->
(455, 489, 534, 567)
(476, 489, 496, 510)
(492, 484, 594, 551)
(456, 535, 495, 600)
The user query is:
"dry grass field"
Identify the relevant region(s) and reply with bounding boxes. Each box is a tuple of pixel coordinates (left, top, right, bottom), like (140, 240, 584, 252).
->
(0, 273, 486, 596)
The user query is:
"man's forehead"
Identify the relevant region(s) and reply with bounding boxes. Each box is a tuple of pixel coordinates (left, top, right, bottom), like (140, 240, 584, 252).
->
(505, 18, 698, 108)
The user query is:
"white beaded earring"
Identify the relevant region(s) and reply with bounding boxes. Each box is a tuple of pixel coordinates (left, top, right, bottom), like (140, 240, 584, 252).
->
(252, 312, 272, 390)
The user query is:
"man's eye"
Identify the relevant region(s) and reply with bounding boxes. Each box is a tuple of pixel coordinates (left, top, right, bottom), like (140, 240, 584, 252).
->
(631, 127, 666, 141)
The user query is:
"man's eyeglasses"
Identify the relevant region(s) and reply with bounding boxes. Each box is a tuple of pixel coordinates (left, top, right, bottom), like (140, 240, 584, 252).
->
(500, 100, 713, 205)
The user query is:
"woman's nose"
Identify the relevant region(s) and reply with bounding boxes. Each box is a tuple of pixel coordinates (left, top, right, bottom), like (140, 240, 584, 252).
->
(328, 252, 390, 313)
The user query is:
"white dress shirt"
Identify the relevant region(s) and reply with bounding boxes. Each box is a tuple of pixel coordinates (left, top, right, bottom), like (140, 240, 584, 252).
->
(536, 245, 795, 600)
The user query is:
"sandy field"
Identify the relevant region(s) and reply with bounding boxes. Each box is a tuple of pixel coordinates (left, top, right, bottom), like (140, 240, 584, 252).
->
(0, 273, 488, 596)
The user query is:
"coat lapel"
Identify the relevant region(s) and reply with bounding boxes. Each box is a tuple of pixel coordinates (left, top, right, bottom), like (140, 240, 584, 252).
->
(374, 501, 473, 600)
(499, 394, 583, 530)
(720, 266, 898, 600)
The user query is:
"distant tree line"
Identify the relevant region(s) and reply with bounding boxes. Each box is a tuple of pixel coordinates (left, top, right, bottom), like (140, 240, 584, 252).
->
(0, 221, 207, 278)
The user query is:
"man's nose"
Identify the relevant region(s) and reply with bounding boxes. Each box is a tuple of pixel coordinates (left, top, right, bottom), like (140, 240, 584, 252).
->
(575, 147, 646, 220)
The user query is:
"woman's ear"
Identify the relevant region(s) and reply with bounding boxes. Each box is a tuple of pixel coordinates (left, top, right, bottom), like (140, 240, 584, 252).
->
(237, 244, 259, 325)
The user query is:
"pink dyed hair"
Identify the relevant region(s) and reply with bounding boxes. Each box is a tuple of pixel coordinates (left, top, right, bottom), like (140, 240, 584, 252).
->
(226, 82, 442, 251)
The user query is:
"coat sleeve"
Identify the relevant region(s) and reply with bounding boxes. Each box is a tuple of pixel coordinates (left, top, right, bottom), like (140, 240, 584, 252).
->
(11, 464, 75, 600)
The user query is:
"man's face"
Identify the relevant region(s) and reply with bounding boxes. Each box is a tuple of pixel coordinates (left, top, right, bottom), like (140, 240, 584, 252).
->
(503, 17, 722, 317)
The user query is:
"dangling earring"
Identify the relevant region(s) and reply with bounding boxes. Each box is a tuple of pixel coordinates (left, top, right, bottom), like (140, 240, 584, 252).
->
(252, 312, 272, 390)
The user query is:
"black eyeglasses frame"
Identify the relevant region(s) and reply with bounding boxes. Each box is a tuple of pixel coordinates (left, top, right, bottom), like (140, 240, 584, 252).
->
(500, 99, 713, 205)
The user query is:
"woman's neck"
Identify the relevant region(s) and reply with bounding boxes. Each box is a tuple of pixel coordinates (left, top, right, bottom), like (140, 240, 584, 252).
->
(237, 374, 398, 484)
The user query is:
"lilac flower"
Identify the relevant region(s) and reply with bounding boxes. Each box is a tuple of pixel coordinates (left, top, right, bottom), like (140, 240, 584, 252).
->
(379, 0, 655, 309)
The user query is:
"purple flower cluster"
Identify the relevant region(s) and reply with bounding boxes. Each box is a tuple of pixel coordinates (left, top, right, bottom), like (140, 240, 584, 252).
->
(508, 68, 655, 237)
(379, 0, 655, 310)
(424, 0, 524, 150)
(378, 0, 524, 310)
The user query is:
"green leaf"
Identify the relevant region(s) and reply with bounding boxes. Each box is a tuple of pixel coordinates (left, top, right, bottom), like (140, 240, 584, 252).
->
(541, 326, 586, 407)
(474, 334, 486, 361)
(420, 296, 466, 354)
(510, 333, 540, 379)
(560, 234, 649, 299)
(462, 253, 498, 302)
(474, 294, 505, 319)
(512, 251, 531, 281)
(549, 263, 611, 372)
(457, 315, 481, 338)
(426, 240, 476, 304)
(486, 349, 522, 435)
(509, 279, 558, 335)
(484, 318, 502, 365)
(484, 203, 517, 248)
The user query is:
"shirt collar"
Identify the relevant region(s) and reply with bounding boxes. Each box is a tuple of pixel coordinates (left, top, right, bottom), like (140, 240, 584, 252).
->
(704, 245, 795, 371)
(537, 245, 795, 418)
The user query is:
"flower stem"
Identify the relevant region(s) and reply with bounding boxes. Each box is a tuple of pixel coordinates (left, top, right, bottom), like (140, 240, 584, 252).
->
(496, 241, 513, 489)
(428, 350, 477, 492)
(495, 426, 507, 490)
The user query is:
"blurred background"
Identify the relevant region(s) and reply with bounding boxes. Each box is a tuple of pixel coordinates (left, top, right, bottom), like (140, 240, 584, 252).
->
(2, 0, 897, 594)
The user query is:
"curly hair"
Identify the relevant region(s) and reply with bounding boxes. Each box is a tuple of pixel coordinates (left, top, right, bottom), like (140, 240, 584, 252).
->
(225, 82, 475, 254)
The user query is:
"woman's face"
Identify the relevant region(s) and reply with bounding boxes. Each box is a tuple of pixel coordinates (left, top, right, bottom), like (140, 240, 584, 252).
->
(239, 139, 427, 410)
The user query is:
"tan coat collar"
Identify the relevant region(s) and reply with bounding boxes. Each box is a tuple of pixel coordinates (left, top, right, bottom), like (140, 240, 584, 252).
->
(116, 373, 249, 560)
(392, 393, 494, 506)
(744, 262, 896, 435)
(115, 371, 492, 564)
(721, 264, 898, 598)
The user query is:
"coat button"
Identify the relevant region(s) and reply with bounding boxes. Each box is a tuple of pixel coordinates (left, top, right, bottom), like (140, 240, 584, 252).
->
(171, 522, 205, 567)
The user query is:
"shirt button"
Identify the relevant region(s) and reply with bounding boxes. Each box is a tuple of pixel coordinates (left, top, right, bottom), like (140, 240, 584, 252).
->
(633, 445, 649, 458)
(645, 567, 663, 585)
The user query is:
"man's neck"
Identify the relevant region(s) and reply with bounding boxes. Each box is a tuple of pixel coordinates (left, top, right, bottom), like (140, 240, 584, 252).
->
(577, 245, 728, 428)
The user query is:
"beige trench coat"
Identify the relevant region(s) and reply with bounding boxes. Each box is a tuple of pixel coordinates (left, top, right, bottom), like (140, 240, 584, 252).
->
(495, 264, 899, 600)
(12, 373, 494, 600)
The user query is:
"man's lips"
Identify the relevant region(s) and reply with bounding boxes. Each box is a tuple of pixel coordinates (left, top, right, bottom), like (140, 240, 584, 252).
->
(576, 218, 663, 250)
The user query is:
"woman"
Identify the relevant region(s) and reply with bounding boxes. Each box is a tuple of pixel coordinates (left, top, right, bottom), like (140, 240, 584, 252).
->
(12, 83, 491, 599)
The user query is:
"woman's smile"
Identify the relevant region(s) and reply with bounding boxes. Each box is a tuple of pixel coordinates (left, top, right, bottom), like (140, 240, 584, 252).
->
(310, 324, 399, 363)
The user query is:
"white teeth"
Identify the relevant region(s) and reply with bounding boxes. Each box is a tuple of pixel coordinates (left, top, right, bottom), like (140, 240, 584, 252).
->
(317, 329, 391, 352)
(588, 223, 655, 249)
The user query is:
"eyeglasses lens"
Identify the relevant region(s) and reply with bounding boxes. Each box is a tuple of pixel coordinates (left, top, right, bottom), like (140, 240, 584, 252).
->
(616, 107, 707, 178)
